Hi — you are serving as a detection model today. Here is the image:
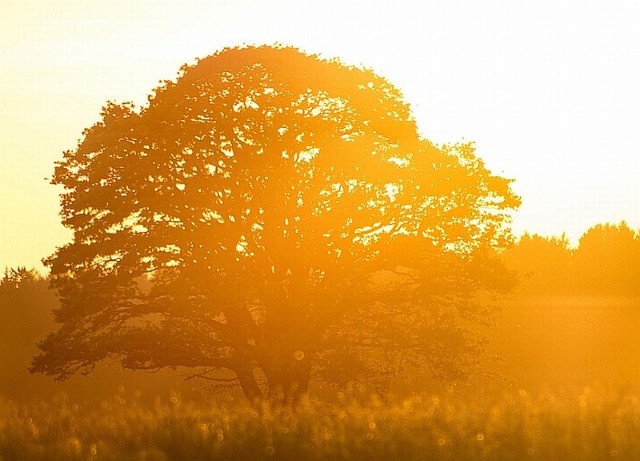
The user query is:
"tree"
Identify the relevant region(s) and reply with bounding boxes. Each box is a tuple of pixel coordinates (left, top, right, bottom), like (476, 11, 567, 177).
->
(1, 268, 55, 398)
(32, 45, 520, 404)
(502, 233, 573, 294)
(574, 222, 640, 295)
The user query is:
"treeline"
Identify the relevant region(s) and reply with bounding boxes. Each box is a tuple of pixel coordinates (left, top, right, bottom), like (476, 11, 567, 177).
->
(503, 221, 640, 297)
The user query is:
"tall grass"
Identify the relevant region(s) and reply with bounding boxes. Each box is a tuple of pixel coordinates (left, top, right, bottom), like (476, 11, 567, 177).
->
(1, 386, 639, 460)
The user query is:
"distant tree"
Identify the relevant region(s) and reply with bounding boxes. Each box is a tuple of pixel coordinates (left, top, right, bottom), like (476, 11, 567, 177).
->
(1, 267, 42, 289)
(0, 268, 56, 398)
(0, 267, 50, 328)
(502, 233, 573, 294)
(574, 222, 640, 295)
(32, 45, 520, 404)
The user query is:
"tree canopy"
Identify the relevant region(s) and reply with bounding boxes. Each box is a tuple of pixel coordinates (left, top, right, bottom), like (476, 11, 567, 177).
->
(32, 45, 520, 403)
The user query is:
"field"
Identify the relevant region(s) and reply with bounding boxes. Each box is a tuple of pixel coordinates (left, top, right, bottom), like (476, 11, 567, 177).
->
(1, 386, 639, 461)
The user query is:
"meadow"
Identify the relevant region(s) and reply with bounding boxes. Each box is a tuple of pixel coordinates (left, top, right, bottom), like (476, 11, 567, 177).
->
(1, 386, 639, 461)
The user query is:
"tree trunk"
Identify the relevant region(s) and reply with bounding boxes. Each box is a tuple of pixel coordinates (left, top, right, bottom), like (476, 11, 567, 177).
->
(235, 365, 265, 406)
(260, 267, 314, 405)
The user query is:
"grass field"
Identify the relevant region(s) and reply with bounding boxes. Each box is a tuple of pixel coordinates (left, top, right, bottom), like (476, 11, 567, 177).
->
(1, 386, 639, 460)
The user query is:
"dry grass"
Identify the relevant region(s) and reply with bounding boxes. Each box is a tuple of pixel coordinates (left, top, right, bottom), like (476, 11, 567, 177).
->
(1, 386, 639, 460)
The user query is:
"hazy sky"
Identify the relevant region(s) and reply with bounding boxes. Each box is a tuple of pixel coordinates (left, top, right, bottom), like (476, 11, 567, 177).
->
(1, 0, 639, 271)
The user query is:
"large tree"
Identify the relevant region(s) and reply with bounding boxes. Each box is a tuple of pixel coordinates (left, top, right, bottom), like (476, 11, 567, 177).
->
(32, 45, 520, 403)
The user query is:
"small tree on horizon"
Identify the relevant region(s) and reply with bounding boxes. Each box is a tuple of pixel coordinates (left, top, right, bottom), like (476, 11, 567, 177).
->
(574, 222, 640, 295)
(31, 45, 520, 404)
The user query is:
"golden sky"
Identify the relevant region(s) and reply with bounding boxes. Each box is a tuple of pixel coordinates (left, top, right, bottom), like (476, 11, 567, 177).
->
(1, 0, 639, 271)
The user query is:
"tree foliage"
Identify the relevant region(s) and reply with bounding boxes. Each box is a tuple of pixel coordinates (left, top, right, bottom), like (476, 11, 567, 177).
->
(32, 46, 520, 403)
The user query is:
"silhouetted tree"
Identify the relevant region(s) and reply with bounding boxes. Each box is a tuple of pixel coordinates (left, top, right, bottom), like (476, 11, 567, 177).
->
(32, 46, 520, 404)
(502, 233, 573, 294)
(574, 222, 640, 295)
(1, 267, 52, 337)
(0, 268, 55, 398)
